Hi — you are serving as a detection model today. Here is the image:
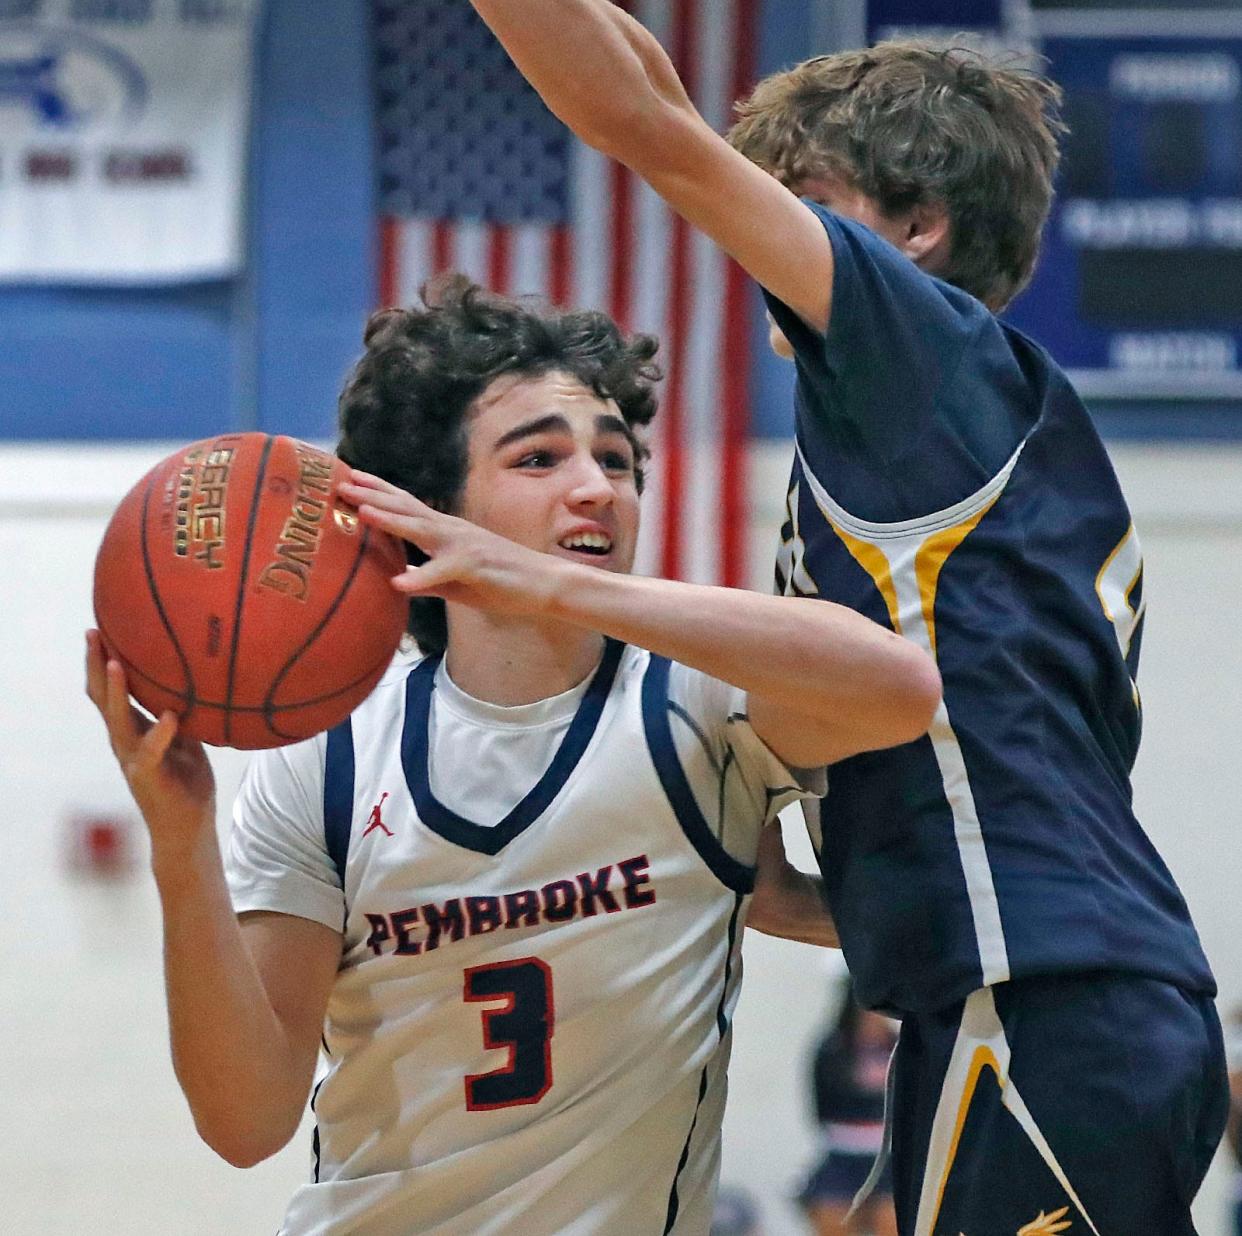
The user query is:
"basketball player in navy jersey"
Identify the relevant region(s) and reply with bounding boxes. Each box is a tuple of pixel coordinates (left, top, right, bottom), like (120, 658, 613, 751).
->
(84, 278, 939, 1235)
(468, 5, 1230, 1232)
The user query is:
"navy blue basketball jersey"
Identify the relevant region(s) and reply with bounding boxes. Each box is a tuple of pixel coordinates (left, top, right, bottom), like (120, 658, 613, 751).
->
(765, 204, 1215, 1015)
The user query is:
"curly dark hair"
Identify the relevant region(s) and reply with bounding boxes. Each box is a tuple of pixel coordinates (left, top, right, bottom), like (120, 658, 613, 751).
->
(337, 275, 662, 656)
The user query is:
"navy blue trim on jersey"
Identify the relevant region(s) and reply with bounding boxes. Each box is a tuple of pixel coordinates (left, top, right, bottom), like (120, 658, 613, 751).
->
(309, 1076, 326, 1184)
(641, 656, 755, 894)
(663, 891, 745, 1231)
(323, 719, 355, 892)
(400, 638, 625, 856)
(717, 890, 743, 1037)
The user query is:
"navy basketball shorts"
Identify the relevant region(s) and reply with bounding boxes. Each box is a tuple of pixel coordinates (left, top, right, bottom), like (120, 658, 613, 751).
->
(888, 974, 1227, 1236)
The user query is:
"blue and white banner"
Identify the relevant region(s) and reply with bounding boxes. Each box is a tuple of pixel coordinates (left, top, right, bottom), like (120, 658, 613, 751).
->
(1008, 24, 1242, 398)
(0, 0, 259, 283)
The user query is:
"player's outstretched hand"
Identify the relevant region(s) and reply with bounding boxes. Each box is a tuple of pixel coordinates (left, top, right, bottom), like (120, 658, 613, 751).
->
(84, 629, 216, 853)
(341, 470, 566, 618)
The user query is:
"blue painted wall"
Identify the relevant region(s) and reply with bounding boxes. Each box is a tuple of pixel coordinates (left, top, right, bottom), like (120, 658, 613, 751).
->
(747, 0, 812, 439)
(0, 0, 374, 442)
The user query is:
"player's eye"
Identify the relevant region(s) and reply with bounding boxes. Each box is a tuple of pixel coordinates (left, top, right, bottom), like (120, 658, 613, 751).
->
(514, 449, 558, 469)
(598, 450, 634, 475)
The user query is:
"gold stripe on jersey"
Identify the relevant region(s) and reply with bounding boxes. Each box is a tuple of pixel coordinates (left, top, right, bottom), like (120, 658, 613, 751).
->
(913, 496, 1000, 659)
(825, 517, 903, 633)
(930, 1042, 1003, 1222)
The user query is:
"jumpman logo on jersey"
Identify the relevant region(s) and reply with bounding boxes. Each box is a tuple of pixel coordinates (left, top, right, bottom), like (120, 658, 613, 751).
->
(361, 792, 393, 839)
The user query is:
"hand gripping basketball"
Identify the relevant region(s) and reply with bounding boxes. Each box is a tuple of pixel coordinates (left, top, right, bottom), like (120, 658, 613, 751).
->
(93, 434, 409, 749)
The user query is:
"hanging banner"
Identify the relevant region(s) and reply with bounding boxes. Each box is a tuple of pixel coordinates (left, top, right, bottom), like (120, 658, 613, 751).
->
(1008, 23, 1242, 398)
(0, 0, 259, 283)
(867, 0, 1030, 52)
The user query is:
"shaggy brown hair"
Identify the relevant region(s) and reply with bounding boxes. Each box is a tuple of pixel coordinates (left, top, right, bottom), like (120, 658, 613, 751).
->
(727, 40, 1066, 309)
(338, 275, 661, 655)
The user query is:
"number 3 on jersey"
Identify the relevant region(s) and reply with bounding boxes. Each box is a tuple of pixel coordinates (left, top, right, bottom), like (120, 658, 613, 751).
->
(464, 957, 555, 1111)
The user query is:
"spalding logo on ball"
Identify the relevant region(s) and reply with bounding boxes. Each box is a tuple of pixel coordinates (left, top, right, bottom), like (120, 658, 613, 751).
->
(93, 432, 408, 749)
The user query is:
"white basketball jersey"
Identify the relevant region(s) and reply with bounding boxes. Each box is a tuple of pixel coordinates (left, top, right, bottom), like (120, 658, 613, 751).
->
(226, 640, 810, 1236)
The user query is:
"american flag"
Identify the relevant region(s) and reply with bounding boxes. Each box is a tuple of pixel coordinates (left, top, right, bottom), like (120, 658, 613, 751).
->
(372, 0, 757, 586)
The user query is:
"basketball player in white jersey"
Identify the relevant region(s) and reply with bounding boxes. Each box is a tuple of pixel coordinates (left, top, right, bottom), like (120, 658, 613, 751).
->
(84, 278, 940, 1236)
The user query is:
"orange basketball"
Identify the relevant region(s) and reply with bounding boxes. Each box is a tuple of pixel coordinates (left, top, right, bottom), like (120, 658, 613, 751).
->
(93, 432, 409, 749)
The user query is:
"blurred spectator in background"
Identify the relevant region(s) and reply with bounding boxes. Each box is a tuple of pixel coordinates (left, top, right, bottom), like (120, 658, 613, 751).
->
(1228, 1007, 1242, 1236)
(712, 1185, 763, 1236)
(797, 981, 898, 1236)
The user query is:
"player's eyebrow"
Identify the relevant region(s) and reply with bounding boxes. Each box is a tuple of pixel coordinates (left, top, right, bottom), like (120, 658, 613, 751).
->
(492, 414, 571, 450)
(492, 413, 633, 450)
(595, 413, 631, 439)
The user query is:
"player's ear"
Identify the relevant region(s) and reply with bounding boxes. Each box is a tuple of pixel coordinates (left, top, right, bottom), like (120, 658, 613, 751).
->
(901, 200, 951, 269)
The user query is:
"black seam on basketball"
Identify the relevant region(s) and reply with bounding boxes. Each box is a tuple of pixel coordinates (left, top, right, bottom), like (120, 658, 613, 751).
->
(97, 648, 393, 715)
(114, 655, 185, 699)
(262, 524, 375, 739)
(95, 617, 189, 706)
(138, 469, 197, 715)
(224, 434, 275, 744)
(263, 648, 395, 737)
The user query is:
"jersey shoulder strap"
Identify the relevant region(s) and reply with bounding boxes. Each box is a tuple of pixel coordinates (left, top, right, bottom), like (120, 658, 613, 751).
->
(323, 718, 355, 889)
(640, 655, 755, 895)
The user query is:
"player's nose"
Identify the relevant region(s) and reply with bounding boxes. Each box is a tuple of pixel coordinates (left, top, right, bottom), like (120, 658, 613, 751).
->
(565, 454, 615, 507)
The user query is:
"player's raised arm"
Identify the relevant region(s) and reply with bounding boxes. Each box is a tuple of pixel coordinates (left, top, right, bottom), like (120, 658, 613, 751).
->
(346, 472, 941, 770)
(467, 0, 835, 333)
(554, 569, 942, 769)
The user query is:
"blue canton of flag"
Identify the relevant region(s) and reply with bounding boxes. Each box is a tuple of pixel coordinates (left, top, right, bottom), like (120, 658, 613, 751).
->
(375, 1, 572, 225)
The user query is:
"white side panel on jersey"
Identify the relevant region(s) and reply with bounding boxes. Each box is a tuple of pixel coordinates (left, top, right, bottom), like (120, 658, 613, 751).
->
(777, 478, 819, 596)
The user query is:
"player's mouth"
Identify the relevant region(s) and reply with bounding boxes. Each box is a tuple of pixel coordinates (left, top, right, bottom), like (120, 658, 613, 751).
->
(557, 530, 614, 560)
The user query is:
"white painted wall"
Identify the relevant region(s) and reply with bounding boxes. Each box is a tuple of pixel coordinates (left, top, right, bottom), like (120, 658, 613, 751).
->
(2, 439, 1239, 1234)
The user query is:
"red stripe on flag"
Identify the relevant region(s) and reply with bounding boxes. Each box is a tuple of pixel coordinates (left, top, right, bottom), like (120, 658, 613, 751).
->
(719, 0, 758, 587)
(549, 224, 572, 306)
(433, 220, 453, 278)
(489, 225, 512, 295)
(661, 217, 691, 582)
(378, 216, 400, 308)
(609, 162, 634, 332)
(720, 263, 749, 588)
(606, 0, 640, 346)
(659, 0, 699, 581)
